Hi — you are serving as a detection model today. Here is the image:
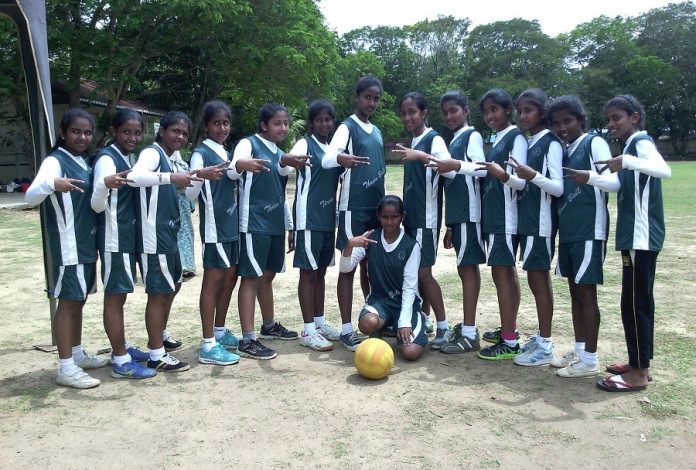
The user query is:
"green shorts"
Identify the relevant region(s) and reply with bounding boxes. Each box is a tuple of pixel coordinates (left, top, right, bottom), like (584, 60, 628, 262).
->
(450, 222, 486, 267)
(100, 251, 136, 295)
(485, 233, 519, 267)
(405, 227, 439, 267)
(140, 252, 182, 294)
(54, 263, 97, 301)
(556, 240, 606, 285)
(202, 241, 239, 270)
(293, 230, 335, 270)
(239, 233, 286, 277)
(520, 235, 555, 271)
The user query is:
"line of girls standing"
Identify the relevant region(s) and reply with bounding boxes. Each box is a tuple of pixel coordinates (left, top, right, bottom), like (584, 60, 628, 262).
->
(28, 76, 669, 393)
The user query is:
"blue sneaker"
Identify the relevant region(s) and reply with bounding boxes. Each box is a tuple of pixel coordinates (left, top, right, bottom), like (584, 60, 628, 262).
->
(217, 329, 240, 350)
(127, 346, 150, 362)
(199, 343, 240, 365)
(514, 342, 555, 366)
(339, 331, 362, 352)
(111, 360, 157, 379)
(198, 344, 239, 366)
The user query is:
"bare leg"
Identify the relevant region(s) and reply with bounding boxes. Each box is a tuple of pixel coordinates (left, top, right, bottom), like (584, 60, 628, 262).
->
(338, 268, 356, 325)
(103, 293, 127, 356)
(491, 265, 519, 334)
(54, 299, 85, 359)
(458, 265, 480, 326)
(418, 266, 446, 322)
(527, 270, 553, 338)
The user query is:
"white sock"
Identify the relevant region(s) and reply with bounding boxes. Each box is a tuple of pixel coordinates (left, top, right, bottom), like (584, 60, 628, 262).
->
(341, 323, 353, 335)
(425, 314, 432, 323)
(113, 354, 131, 366)
(213, 326, 226, 340)
(201, 337, 216, 352)
(303, 323, 316, 336)
(124, 341, 132, 350)
(537, 336, 553, 352)
(314, 316, 326, 327)
(59, 357, 79, 374)
(461, 325, 477, 338)
(581, 350, 598, 366)
(71, 345, 86, 361)
(150, 346, 166, 362)
(436, 320, 448, 330)
(163, 329, 170, 341)
(574, 342, 586, 357)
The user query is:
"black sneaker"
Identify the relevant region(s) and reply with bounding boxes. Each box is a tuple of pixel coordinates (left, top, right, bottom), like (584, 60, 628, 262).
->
(147, 353, 191, 372)
(477, 341, 521, 360)
(237, 339, 277, 360)
(259, 322, 298, 340)
(482, 327, 520, 344)
(163, 336, 183, 352)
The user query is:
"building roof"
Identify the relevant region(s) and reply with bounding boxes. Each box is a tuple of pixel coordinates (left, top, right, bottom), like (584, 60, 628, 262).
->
(52, 80, 165, 117)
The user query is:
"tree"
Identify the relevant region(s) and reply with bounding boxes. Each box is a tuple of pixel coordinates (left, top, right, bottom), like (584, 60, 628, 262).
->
(636, 1, 696, 156)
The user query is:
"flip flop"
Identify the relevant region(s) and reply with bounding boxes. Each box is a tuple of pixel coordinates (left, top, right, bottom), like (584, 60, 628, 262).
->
(605, 363, 653, 381)
(596, 375, 647, 393)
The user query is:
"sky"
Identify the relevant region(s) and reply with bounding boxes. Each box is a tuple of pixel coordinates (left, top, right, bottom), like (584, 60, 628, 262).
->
(318, 0, 677, 37)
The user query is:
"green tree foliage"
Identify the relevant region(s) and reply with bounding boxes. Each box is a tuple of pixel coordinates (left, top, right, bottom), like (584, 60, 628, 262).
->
(3, 1, 696, 157)
(635, 1, 696, 156)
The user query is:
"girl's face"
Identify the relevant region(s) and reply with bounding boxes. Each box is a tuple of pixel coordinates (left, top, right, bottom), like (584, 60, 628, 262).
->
(158, 119, 190, 156)
(378, 203, 404, 238)
(260, 111, 289, 143)
(481, 98, 512, 133)
(354, 85, 382, 121)
(516, 98, 545, 135)
(311, 110, 334, 142)
(111, 119, 143, 155)
(400, 98, 427, 135)
(60, 117, 94, 156)
(605, 105, 639, 142)
(441, 100, 468, 132)
(205, 110, 231, 145)
(551, 110, 584, 145)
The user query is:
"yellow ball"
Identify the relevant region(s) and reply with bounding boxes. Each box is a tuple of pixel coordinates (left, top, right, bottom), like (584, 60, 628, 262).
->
(354, 338, 394, 380)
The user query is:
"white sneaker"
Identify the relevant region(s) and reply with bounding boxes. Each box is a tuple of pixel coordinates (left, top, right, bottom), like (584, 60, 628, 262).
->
(75, 352, 110, 370)
(550, 351, 579, 368)
(556, 360, 600, 378)
(316, 321, 341, 341)
(300, 331, 333, 351)
(57, 368, 101, 389)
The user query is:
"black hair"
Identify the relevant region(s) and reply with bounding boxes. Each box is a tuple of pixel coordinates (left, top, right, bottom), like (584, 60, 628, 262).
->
(516, 88, 551, 128)
(479, 88, 514, 112)
(377, 194, 405, 216)
(399, 92, 429, 127)
(399, 92, 428, 111)
(258, 103, 289, 133)
(307, 99, 335, 124)
(440, 90, 471, 125)
(548, 95, 587, 132)
(51, 108, 96, 154)
(156, 111, 192, 143)
(355, 76, 383, 95)
(112, 108, 144, 131)
(104, 108, 144, 148)
(202, 100, 232, 125)
(604, 94, 646, 131)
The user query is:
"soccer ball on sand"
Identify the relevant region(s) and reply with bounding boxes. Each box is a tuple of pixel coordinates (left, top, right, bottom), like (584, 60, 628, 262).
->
(354, 338, 394, 380)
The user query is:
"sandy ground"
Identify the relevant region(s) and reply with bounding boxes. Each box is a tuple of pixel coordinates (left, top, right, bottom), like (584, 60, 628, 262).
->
(0, 207, 695, 469)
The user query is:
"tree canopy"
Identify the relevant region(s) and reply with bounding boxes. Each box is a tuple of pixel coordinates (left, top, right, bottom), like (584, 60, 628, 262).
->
(1, 1, 695, 156)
